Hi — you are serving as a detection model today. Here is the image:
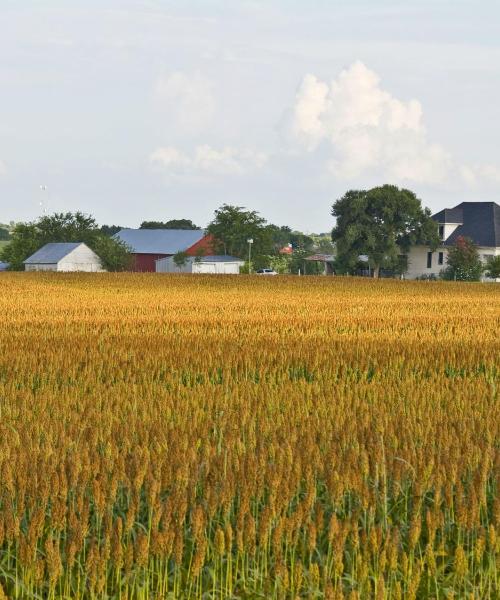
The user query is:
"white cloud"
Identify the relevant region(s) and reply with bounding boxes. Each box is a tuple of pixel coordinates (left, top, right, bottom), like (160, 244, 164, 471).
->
(287, 61, 454, 185)
(154, 71, 215, 134)
(460, 164, 500, 187)
(0, 160, 6, 176)
(150, 145, 267, 176)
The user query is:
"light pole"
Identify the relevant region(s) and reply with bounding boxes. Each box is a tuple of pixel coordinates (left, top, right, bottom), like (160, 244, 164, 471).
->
(39, 185, 49, 215)
(247, 238, 253, 274)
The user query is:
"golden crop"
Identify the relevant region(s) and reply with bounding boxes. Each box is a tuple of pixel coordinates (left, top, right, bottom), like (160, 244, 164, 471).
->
(0, 273, 498, 599)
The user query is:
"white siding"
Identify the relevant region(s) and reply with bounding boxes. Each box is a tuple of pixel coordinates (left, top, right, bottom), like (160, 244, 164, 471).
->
(406, 245, 500, 280)
(156, 256, 243, 274)
(57, 244, 105, 272)
(25, 263, 58, 272)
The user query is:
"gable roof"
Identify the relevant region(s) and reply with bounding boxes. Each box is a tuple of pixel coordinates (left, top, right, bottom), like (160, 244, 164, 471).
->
(24, 242, 84, 264)
(114, 229, 206, 254)
(432, 202, 500, 247)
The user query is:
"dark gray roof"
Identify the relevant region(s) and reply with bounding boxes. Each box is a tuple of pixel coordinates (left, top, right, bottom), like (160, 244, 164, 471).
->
(114, 229, 206, 254)
(432, 202, 500, 247)
(0, 262, 9, 271)
(432, 207, 464, 224)
(24, 242, 83, 264)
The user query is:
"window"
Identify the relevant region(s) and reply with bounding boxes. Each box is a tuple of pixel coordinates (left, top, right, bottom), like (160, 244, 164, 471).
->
(438, 225, 444, 240)
(438, 252, 444, 265)
(427, 252, 432, 269)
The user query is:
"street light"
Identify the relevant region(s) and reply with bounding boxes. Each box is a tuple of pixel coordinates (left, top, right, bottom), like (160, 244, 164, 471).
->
(39, 185, 49, 215)
(247, 238, 253, 274)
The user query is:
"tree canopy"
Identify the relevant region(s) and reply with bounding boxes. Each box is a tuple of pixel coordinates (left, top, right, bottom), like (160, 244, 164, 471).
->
(0, 212, 132, 271)
(331, 185, 440, 277)
(207, 204, 273, 258)
(485, 255, 500, 279)
(441, 236, 484, 281)
(140, 219, 199, 230)
(0, 227, 10, 241)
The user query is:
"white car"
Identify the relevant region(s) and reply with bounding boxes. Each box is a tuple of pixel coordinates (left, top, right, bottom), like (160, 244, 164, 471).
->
(256, 268, 278, 275)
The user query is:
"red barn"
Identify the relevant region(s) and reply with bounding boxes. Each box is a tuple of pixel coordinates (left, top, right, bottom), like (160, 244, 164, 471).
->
(114, 229, 214, 272)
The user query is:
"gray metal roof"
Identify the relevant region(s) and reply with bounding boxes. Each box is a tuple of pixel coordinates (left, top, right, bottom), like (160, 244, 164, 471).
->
(114, 229, 206, 254)
(24, 242, 83, 264)
(199, 255, 244, 263)
(433, 202, 500, 247)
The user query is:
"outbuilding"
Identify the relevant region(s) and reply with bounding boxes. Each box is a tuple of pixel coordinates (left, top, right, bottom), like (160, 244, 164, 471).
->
(156, 254, 244, 274)
(24, 242, 105, 272)
(113, 228, 214, 272)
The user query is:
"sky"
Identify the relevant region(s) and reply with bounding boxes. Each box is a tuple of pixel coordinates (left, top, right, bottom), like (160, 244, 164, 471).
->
(1, 1, 500, 233)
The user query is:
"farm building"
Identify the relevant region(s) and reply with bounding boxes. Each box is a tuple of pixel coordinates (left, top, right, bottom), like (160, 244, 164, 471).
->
(114, 229, 214, 272)
(0, 262, 9, 271)
(24, 242, 105, 272)
(156, 254, 244, 274)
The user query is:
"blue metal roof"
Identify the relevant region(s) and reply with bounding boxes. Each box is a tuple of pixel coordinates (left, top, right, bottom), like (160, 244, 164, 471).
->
(114, 229, 206, 254)
(24, 242, 83, 264)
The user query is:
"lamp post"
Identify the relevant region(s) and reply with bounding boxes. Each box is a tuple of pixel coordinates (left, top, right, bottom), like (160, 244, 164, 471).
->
(247, 238, 253, 274)
(39, 185, 49, 215)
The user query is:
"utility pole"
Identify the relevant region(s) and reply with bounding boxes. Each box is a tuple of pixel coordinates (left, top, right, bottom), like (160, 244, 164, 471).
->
(247, 238, 253, 274)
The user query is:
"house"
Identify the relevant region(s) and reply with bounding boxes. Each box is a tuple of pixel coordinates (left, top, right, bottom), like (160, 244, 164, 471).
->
(114, 229, 214, 272)
(156, 254, 244, 274)
(405, 202, 500, 279)
(24, 242, 105, 272)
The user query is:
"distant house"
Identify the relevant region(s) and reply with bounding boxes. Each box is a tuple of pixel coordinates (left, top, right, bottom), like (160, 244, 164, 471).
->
(114, 229, 214, 272)
(24, 242, 105, 272)
(0, 262, 9, 272)
(156, 254, 244, 274)
(305, 254, 336, 275)
(406, 202, 500, 280)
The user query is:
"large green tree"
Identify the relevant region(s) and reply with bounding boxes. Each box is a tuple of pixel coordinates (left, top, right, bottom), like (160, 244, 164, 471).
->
(140, 219, 199, 230)
(331, 185, 440, 277)
(207, 204, 273, 259)
(1, 212, 131, 271)
(441, 236, 484, 281)
(485, 255, 500, 279)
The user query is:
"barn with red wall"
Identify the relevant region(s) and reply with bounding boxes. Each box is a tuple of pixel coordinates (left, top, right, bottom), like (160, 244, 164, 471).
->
(114, 229, 214, 272)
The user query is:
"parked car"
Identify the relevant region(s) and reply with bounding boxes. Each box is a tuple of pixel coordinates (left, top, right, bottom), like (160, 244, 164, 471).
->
(256, 268, 278, 275)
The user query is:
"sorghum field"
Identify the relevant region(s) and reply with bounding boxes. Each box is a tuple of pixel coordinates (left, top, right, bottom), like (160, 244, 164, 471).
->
(0, 274, 499, 600)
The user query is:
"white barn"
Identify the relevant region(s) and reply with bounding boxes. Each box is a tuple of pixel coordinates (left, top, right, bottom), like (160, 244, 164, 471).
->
(24, 242, 105, 272)
(156, 255, 244, 274)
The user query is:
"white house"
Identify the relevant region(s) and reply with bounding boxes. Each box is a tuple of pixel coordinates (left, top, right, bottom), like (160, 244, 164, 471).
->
(156, 254, 244, 274)
(406, 202, 500, 280)
(24, 242, 105, 272)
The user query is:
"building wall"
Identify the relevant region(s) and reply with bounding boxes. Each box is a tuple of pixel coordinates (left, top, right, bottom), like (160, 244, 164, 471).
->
(132, 253, 169, 272)
(185, 234, 215, 256)
(25, 263, 58, 272)
(406, 245, 499, 279)
(57, 245, 105, 272)
(156, 255, 243, 274)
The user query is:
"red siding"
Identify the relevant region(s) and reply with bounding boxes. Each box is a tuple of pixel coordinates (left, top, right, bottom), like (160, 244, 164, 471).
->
(131, 253, 169, 272)
(185, 234, 215, 256)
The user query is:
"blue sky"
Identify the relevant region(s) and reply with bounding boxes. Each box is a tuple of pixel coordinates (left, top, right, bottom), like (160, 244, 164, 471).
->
(1, 1, 499, 231)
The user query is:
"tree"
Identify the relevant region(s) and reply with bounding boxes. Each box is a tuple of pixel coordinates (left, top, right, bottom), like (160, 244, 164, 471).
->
(441, 236, 484, 281)
(140, 219, 199, 230)
(207, 204, 273, 259)
(331, 185, 440, 277)
(173, 251, 189, 271)
(0, 212, 132, 271)
(0, 227, 10, 241)
(100, 224, 123, 237)
(485, 255, 500, 279)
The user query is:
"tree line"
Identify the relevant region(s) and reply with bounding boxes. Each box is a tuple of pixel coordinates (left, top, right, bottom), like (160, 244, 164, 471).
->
(1, 185, 499, 279)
